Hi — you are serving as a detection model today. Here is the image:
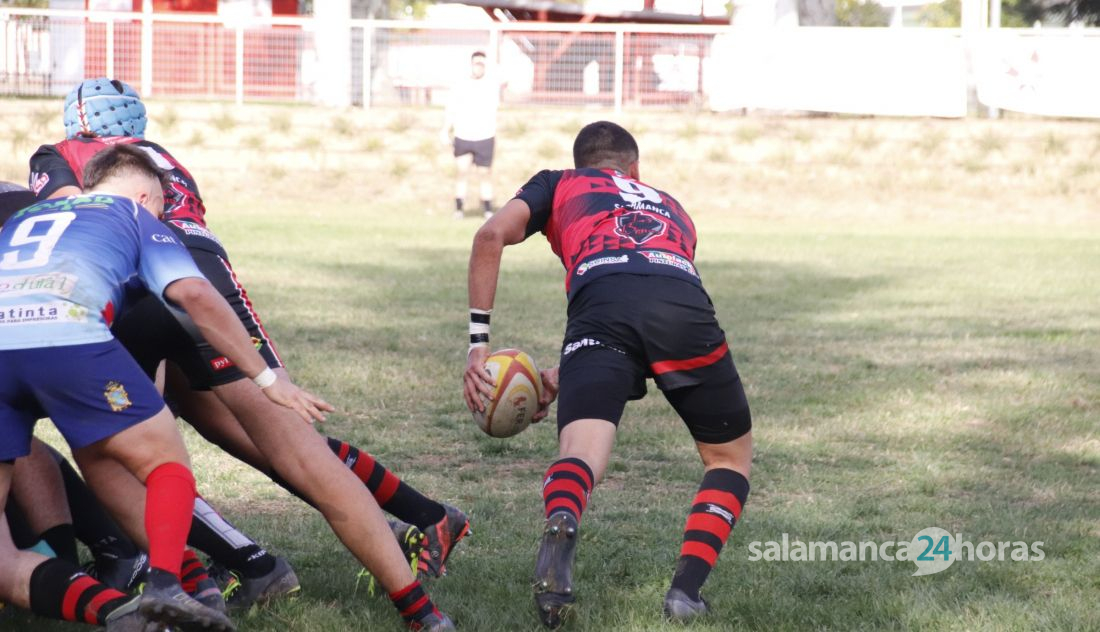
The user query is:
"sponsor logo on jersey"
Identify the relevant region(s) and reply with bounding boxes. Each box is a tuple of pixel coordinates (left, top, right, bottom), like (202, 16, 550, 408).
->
(614, 210, 667, 245)
(30, 172, 49, 195)
(151, 233, 177, 244)
(575, 254, 628, 276)
(639, 250, 698, 278)
(705, 503, 735, 524)
(629, 201, 671, 218)
(0, 272, 78, 298)
(104, 381, 133, 412)
(168, 220, 220, 245)
(210, 356, 235, 371)
(0, 301, 87, 326)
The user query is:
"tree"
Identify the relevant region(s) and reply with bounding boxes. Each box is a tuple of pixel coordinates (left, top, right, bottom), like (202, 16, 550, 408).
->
(916, 0, 1100, 26)
(836, 0, 890, 26)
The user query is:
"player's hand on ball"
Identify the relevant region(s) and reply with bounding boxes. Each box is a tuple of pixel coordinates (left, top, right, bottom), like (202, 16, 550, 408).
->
(533, 366, 559, 423)
(263, 379, 333, 424)
(464, 346, 494, 412)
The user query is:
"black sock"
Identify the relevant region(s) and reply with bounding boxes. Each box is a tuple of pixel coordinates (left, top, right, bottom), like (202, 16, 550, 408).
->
(4, 498, 38, 549)
(326, 436, 446, 530)
(455, 198, 464, 212)
(482, 199, 493, 213)
(188, 496, 276, 578)
(51, 445, 139, 559)
(29, 558, 130, 625)
(39, 524, 79, 566)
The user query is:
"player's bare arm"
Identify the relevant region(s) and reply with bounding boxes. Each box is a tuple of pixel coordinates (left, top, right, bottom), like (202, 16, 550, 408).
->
(464, 198, 531, 412)
(164, 277, 331, 423)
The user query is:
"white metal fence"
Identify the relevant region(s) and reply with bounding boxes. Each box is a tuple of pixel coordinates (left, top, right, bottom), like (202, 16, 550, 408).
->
(2, 7, 1098, 118)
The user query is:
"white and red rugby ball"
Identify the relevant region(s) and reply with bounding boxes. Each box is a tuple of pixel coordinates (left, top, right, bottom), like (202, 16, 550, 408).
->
(473, 349, 543, 438)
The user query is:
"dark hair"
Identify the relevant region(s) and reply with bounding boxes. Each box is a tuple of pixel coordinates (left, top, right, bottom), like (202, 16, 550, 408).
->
(572, 121, 639, 170)
(83, 144, 166, 191)
(471, 50, 487, 61)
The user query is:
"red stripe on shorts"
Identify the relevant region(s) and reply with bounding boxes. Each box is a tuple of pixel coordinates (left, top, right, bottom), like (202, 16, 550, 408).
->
(650, 341, 729, 376)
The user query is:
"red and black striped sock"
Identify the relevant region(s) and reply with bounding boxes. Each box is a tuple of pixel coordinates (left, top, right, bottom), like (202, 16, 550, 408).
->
(542, 457, 594, 522)
(326, 437, 445, 529)
(28, 558, 131, 625)
(670, 468, 750, 600)
(389, 579, 439, 628)
(179, 549, 210, 594)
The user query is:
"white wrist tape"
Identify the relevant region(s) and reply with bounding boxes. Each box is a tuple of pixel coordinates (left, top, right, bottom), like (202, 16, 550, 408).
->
(252, 367, 277, 389)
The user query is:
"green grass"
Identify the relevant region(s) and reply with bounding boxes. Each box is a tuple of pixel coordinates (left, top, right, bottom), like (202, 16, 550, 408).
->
(0, 101, 1097, 632)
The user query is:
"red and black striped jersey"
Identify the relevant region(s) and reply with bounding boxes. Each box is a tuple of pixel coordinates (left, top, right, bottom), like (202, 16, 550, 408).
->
(29, 136, 208, 226)
(516, 167, 700, 297)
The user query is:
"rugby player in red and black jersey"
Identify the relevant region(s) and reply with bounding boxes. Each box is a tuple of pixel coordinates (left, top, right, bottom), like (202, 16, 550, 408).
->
(26, 78, 461, 631)
(464, 121, 753, 628)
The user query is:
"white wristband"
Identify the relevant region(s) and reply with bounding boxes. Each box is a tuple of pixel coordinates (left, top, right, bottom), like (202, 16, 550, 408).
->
(252, 367, 277, 389)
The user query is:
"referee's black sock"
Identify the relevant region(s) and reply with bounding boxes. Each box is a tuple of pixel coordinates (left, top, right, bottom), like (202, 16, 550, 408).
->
(481, 199, 493, 214)
(455, 197, 464, 212)
(669, 468, 749, 601)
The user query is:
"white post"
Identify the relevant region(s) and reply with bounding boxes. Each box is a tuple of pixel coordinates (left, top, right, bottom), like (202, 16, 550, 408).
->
(613, 28, 624, 114)
(140, 1, 153, 96)
(488, 24, 499, 62)
(990, 0, 1002, 27)
(361, 24, 372, 109)
(314, 0, 352, 107)
(987, 0, 1001, 118)
(105, 18, 114, 78)
(235, 24, 245, 105)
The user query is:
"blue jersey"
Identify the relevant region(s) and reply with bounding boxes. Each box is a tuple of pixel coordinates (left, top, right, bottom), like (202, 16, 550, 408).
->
(0, 194, 202, 350)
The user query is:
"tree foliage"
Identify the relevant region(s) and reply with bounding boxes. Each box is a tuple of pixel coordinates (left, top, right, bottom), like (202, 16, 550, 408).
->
(916, 0, 1100, 26)
(836, 0, 890, 26)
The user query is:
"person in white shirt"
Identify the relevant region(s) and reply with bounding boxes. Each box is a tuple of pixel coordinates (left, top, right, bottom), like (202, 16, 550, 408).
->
(441, 51, 501, 219)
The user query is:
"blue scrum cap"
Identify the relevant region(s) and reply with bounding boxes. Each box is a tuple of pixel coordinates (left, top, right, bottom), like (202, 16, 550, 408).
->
(63, 78, 147, 139)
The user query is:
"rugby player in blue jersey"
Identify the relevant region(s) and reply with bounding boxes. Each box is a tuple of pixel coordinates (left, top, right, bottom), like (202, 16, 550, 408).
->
(28, 79, 461, 630)
(0, 145, 326, 631)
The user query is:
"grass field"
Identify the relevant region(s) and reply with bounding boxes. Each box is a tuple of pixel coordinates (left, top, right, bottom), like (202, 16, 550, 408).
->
(1, 99, 1098, 631)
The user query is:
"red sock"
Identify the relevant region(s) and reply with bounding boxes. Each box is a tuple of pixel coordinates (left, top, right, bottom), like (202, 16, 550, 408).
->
(670, 468, 750, 599)
(542, 458, 594, 522)
(144, 462, 196, 576)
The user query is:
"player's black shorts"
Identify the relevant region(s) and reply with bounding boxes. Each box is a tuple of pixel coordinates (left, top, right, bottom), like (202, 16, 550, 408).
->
(454, 137, 495, 167)
(111, 220, 282, 390)
(555, 274, 751, 444)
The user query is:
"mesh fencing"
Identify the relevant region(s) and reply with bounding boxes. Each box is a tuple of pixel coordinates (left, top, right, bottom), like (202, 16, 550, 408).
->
(1, 9, 1097, 118)
(0, 10, 718, 109)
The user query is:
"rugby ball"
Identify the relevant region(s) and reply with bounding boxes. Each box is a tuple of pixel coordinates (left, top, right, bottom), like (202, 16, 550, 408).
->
(473, 349, 543, 438)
